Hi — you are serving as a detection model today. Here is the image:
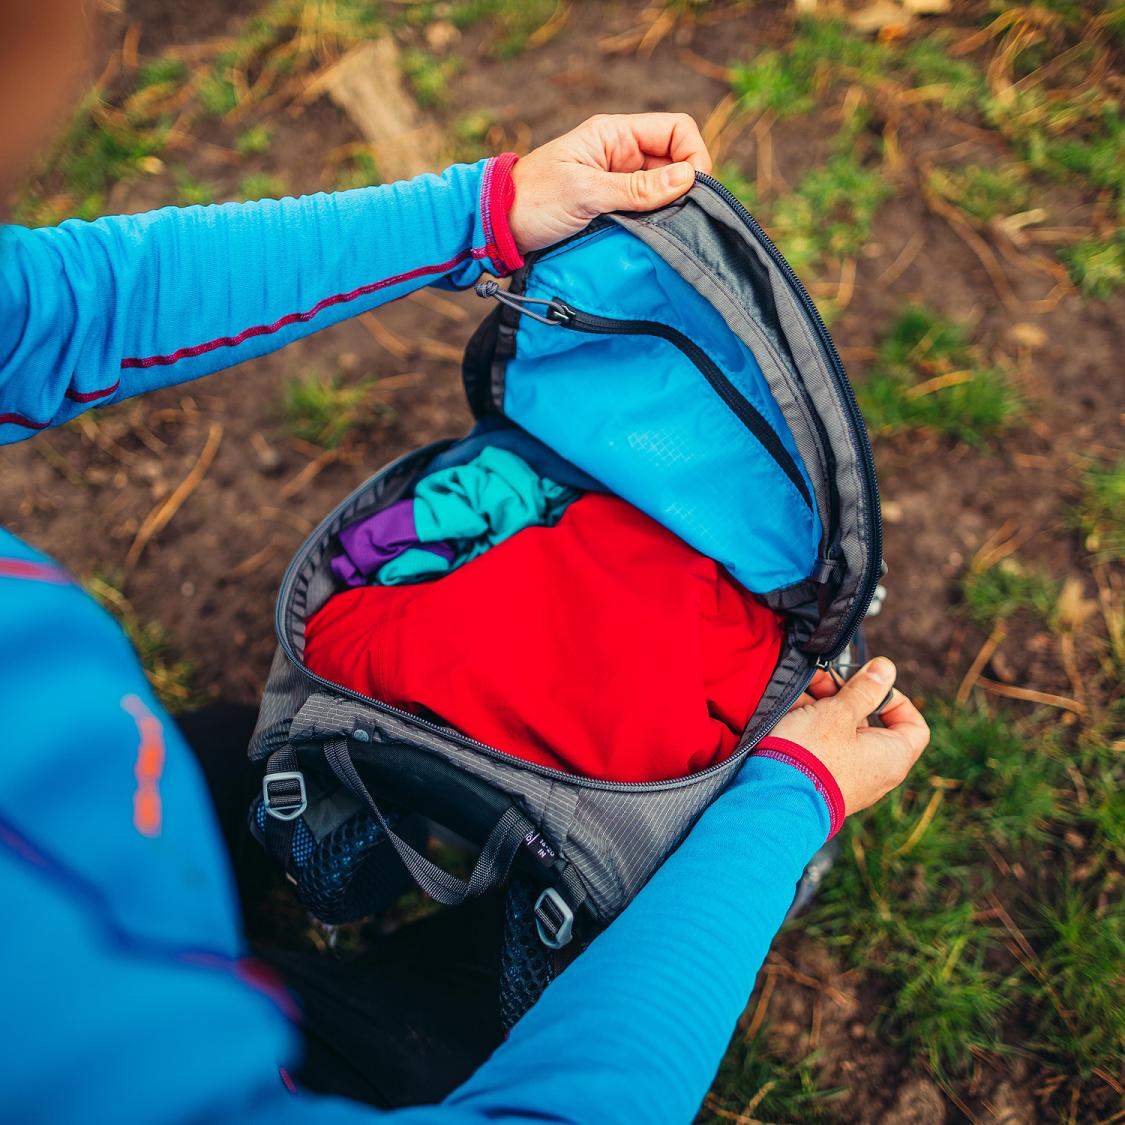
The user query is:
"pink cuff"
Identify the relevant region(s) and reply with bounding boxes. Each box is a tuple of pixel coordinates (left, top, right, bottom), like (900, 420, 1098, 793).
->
(754, 735, 845, 839)
(481, 153, 525, 275)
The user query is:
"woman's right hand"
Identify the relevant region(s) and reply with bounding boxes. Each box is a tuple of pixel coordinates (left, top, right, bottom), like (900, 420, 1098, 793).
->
(770, 658, 930, 816)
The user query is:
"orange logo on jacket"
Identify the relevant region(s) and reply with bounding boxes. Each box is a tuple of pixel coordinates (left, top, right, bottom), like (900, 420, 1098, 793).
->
(122, 694, 165, 837)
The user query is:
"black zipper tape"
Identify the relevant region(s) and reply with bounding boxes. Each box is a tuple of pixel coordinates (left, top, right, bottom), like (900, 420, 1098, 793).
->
(536, 299, 814, 512)
(691, 173, 883, 658)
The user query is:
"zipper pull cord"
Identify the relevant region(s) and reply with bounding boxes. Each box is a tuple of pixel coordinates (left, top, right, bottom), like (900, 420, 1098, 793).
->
(474, 280, 572, 326)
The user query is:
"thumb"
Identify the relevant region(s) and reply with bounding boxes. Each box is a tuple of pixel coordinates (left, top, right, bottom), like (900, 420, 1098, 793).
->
(834, 658, 897, 723)
(591, 161, 696, 215)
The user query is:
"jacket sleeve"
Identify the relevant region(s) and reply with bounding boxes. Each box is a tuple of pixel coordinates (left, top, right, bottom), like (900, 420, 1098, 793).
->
(0, 154, 522, 442)
(0, 531, 837, 1125)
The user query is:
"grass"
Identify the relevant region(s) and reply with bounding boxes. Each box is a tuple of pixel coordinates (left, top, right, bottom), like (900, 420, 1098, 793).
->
(333, 148, 380, 192)
(283, 370, 385, 448)
(724, 12, 1125, 295)
(235, 124, 274, 157)
(962, 557, 1058, 629)
(238, 172, 289, 200)
(174, 169, 217, 207)
(10, 0, 388, 226)
(857, 306, 1021, 446)
(807, 698, 1123, 1087)
(1075, 457, 1125, 564)
(447, 0, 559, 58)
(1062, 234, 1125, 298)
(702, 1031, 844, 1123)
(926, 163, 1032, 224)
(766, 154, 892, 276)
(86, 572, 200, 713)
(402, 48, 464, 108)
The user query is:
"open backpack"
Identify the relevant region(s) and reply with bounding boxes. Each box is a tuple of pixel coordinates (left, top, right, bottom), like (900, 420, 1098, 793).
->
(247, 173, 884, 1027)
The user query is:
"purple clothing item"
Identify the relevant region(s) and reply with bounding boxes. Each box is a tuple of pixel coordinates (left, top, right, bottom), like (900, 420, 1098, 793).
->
(331, 499, 455, 587)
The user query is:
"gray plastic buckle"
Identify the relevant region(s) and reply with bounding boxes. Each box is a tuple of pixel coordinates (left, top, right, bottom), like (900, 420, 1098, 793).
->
(534, 886, 575, 950)
(262, 771, 307, 822)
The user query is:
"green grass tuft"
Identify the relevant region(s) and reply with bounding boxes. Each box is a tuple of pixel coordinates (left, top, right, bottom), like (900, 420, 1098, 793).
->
(448, 0, 558, 58)
(1075, 457, 1125, 563)
(927, 163, 1032, 224)
(765, 153, 892, 275)
(1062, 234, 1125, 297)
(857, 306, 1020, 446)
(402, 48, 464, 108)
(283, 370, 385, 448)
(136, 58, 189, 91)
(198, 68, 240, 117)
(334, 149, 380, 191)
(235, 124, 274, 157)
(702, 1032, 844, 1122)
(86, 572, 199, 713)
(962, 557, 1058, 628)
(1026, 880, 1125, 1077)
(238, 172, 288, 200)
(174, 169, 217, 207)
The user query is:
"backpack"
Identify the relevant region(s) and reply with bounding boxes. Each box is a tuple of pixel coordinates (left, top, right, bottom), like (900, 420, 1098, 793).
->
(247, 174, 884, 1026)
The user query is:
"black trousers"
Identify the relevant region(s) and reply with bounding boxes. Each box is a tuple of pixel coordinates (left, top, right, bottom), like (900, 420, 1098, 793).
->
(177, 703, 505, 1109)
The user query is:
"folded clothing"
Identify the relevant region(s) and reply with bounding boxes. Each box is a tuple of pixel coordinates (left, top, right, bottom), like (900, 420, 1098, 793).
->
(332, 446, 579, 587)
(424, 416, 607, 494)
(307, 493, 784, 782)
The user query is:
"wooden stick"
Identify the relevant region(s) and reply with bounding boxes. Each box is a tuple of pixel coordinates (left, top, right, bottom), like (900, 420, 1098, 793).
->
(835, 257, 857, 310)
(126, 422, 223, 568)
(231, 539, 281, 578)
(407, 288, 469, 322)
(956, 622, 1006, 706)
(905, 369, 974, 398)
(279, 450, 339, 501)
(700, 1095, 770, 1125)
(677, 48, 733, 83)
(891, 788, 944, 857)
(360, 313, 414, 360)
(742, 971, 776, 1042)
(975, 677, 1085, 715)
(877, 230, 924, 286)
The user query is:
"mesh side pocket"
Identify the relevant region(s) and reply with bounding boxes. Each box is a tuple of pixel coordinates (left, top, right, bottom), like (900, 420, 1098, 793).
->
(499, 875, 556, 1030)
(295, 808, 425, 925)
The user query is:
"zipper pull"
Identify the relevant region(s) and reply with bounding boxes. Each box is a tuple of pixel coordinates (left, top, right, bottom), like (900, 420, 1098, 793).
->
(474, 279, 574, 326)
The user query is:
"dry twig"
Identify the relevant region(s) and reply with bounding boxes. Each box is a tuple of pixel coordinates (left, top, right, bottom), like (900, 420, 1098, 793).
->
(126, 421, 223, 568)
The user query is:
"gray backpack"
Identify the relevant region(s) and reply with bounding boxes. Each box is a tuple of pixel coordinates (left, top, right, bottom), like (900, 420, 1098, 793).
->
(248, 175, 883, 1023)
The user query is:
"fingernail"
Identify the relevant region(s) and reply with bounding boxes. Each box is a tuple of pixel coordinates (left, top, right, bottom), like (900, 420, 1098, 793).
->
(868, 657, 895, 685)
(662, 162, 693, 190)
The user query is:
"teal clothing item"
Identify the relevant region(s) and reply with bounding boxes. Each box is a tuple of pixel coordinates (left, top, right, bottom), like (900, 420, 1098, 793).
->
(376, 447, 578, 585)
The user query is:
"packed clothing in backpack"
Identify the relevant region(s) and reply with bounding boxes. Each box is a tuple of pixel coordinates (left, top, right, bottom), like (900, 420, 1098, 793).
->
(248, 174, 883, 1021)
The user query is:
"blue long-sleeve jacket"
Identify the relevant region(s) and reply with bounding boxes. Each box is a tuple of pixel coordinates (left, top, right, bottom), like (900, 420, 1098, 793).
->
(0, 156, 839, 1123)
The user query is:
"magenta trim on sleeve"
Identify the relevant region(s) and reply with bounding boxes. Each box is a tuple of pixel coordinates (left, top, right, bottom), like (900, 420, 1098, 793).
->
(66, 380, 120, 403)
(754, 735, 845, 839)
(119, 247, 478, 370)
(0, 559, 74, 585)
(481, 152, 525, 275)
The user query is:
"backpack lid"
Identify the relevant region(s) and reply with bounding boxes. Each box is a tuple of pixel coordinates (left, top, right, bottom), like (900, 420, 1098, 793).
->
(463, 173, 882, 660)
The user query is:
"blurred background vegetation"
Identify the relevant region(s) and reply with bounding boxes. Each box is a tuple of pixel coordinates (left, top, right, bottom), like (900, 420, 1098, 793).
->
(2, 1, 1122, 1121)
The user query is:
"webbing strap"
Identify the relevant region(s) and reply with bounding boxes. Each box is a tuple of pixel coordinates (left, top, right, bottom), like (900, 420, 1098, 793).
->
(261, 746, 300, 871)
(322, 737, 528, 907)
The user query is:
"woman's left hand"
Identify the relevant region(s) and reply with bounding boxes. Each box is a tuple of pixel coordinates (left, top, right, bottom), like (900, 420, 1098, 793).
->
(507, 113, 713, 254)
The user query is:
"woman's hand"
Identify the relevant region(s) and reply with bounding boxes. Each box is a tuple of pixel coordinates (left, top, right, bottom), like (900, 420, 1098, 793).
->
(508, 113, 713, 254)
(771, 658, 930, 816)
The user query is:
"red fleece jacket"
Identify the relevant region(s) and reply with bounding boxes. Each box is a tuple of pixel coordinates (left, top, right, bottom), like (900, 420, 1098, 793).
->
(305, 493, 783, 782)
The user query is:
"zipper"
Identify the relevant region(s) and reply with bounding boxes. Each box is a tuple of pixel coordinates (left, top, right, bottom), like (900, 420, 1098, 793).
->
(272, 444, 813, 793)
(691, 173, 884, 658)
(474, 282, 813, 511)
